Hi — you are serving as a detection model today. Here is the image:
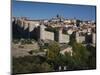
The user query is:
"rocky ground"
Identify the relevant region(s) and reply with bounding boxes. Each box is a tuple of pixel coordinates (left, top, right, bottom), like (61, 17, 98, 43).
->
(11, 42, 39, 57)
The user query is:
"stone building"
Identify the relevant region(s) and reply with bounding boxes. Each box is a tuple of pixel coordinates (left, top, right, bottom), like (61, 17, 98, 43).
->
(13, 17, 70, 44)
(75, 32, 85, 43)
(39, 24, 70, 44)
(58, 28, 69, 43)
(39, 24, 54, 41)
(92, 33, 96, 44)
(15, 17, 40, 31)
(75, 31, 95, 44)
(13, 16, 96, 45)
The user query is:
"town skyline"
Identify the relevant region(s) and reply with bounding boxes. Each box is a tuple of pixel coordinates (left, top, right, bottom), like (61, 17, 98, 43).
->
(12, 1, 96, 74)
(12, 0, 96, 21)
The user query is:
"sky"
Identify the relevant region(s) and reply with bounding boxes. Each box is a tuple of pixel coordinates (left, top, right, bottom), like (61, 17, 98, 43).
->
(12, 0, 96, 21)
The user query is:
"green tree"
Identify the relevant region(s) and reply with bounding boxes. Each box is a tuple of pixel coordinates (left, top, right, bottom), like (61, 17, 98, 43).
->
(86, 45, 96, 69)
(46, 41, 60, 61)
(39, 62, 53, 72)
(69, 32, 76, 45)
(72, 43, 90, 69)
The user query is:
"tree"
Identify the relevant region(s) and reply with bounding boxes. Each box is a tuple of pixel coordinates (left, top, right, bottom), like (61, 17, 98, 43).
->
(12, 56, 53, 74)
(46, 41, 60, 61)
(86, 45, 96, 69)
(69, 32, 76, 46)
(72, 43, 90, 69)
(39, 62, 53, 72)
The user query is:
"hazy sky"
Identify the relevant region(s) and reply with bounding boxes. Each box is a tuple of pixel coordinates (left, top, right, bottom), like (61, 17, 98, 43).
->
(12, 0, 96, 21)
